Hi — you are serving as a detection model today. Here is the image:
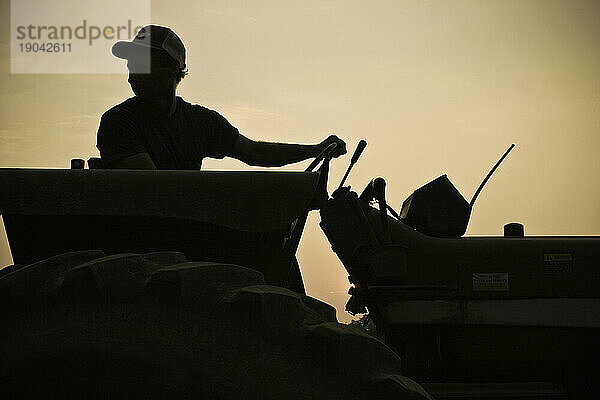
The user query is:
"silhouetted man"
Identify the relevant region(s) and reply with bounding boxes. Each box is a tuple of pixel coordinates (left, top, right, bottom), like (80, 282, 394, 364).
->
(97, 25, 346, 169)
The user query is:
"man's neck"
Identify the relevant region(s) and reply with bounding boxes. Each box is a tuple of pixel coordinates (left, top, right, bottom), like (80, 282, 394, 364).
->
(139, 91, 177, 117)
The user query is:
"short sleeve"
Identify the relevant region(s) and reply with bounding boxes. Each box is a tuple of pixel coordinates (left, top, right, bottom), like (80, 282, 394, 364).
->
(203, 109, 240, 159)
(96, 108, 147, 167)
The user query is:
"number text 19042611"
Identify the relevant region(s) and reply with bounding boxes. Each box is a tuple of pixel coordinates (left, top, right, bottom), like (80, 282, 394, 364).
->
(19, 42, 71, 52)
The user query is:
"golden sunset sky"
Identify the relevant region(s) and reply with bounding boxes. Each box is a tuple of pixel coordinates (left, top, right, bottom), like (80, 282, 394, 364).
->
(1, 0, 598, 322)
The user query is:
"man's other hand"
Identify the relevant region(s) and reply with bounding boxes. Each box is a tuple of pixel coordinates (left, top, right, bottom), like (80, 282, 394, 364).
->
(317, 134, 347, 158)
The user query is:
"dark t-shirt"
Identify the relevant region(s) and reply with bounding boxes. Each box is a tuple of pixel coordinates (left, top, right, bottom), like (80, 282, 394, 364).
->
(96, 96, 240, 169)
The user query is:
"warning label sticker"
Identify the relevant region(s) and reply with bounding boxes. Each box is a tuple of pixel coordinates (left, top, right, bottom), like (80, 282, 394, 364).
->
(544, 253, 572, 262)
(472, 273, 509, 291)
(543, 253, 573, 274)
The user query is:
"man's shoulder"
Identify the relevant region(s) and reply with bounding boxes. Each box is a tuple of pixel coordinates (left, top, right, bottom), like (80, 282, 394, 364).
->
(101, 97, 141, 121)
(177, 97, 220, 117)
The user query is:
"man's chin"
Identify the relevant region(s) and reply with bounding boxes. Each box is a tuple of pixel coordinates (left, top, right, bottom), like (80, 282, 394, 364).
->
(132, 87, 161, 98)
(133, 90, 151, 99)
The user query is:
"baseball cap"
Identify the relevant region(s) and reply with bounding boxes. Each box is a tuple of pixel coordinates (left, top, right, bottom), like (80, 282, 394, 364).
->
(111, 25, 186, 70)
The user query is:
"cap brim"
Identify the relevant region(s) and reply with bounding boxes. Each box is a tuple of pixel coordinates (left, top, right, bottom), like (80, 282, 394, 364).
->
(111, 41, 156, 60)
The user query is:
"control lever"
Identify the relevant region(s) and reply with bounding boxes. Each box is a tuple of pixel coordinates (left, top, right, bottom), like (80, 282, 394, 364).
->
(305, 142, 337, 210)
(337, 140, 367, 190)
(305, 142, 338, 172)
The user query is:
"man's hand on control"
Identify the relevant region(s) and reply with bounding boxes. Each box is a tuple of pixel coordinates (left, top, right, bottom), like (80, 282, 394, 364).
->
(317, 134, 347, 158)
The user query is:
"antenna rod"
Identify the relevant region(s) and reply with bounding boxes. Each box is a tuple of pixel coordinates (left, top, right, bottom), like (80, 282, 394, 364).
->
(470, 143, 515, 207)
(338, 140, 367, 190)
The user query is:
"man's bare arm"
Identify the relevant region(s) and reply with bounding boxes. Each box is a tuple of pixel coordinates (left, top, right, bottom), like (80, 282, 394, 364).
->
(105, 152, 157, 169)
(229, 134, 346, 167)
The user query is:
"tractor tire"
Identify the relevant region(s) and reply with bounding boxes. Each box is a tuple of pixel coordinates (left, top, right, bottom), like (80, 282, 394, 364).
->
(0, 251, 432, 400)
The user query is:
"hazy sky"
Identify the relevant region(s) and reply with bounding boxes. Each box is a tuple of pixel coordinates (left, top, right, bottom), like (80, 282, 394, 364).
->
(1, 0, 599, 322)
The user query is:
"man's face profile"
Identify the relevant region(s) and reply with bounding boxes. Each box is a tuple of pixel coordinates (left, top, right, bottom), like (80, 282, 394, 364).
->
(126, 50, 177, 99)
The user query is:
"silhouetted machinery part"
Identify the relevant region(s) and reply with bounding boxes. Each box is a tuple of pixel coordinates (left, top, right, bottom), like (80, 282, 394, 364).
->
(399, 144, 515, 238)
(0, 251, 432, 400)
(504, 222, 525, 237)
(320, 140, 599, 399)
(321, 183, 600, 399)
(0, 169, 331, 294)
(70, 158, 85, 169)
(399, 174, 470, 237)
(70, 157, 104, 169)
(0, 163, 434, 399)
(87, 157, 103, 169)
